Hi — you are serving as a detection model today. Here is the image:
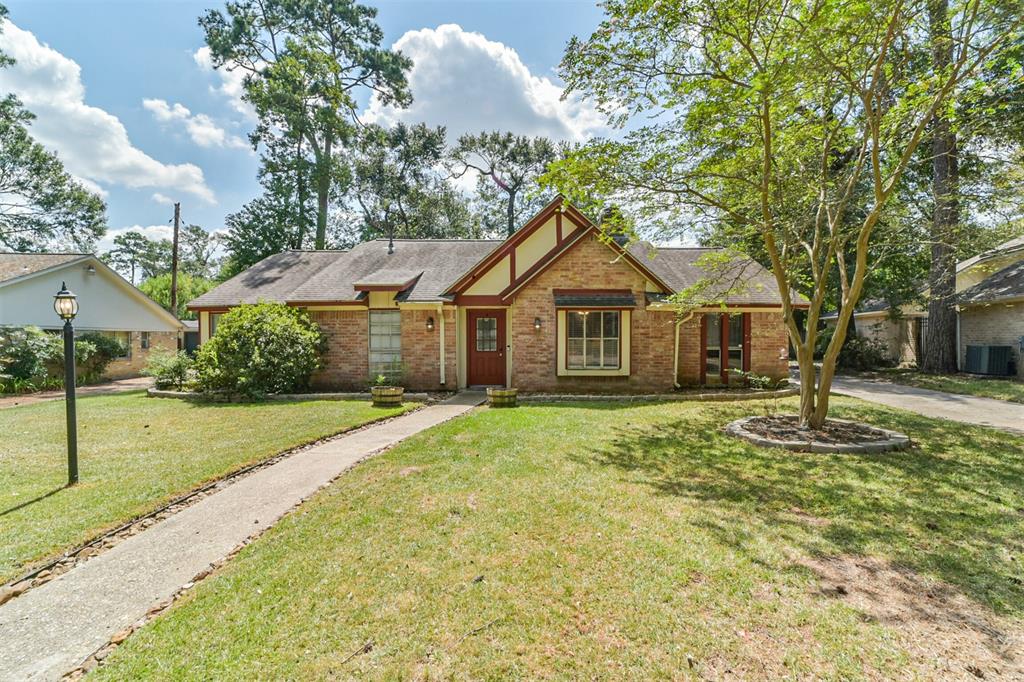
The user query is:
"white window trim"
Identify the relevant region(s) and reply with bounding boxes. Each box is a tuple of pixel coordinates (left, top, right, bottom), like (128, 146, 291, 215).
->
(556, 309, 631, 377)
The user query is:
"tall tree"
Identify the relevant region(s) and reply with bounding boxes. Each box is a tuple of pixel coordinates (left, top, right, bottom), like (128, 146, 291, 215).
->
(0, 5, 106, 252)
(450, 132, 561, 236)
(922, 0, 961, 373)
(350, 123, 476, 241)
(139, 272, 218, 320)
(103, 232, 154, 284)
(200, 0, 411, 248)
(547, 0, 1019, 427)
(179, 224, 220, 278)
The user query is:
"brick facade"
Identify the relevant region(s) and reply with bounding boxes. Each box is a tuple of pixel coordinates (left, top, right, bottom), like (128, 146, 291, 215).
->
(749, 312, 790, 379)
(104, 331, 178, 380)
(959, 302, 1024, 377)
(400, 307, 457, 390)
(309, 310, 368, 390)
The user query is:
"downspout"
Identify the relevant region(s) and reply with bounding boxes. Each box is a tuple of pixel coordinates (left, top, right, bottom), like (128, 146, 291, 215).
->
(438, 304, 446, 387)
(673, 312, 696, 389)
(955, 306, 961, 372)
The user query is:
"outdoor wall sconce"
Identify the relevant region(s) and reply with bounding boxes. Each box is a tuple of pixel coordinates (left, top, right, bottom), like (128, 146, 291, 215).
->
(534, 317, 542, 331)
(85, 265, 96, 276)
(426, 316, 435, 331)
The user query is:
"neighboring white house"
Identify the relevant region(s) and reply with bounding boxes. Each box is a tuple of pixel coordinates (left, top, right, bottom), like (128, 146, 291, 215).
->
(823, 235, 1024, 375)
(0, 253, 183, 379)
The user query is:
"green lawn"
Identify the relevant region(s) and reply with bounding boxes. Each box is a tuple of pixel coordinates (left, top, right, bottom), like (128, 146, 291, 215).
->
(95, 398, 1024, 680)
(0, 392, 413, 583)
(865, 368, 1024, 403)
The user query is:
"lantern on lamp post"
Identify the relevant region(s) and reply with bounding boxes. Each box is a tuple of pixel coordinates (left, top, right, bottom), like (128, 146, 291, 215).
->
(53, 282, 79, 485)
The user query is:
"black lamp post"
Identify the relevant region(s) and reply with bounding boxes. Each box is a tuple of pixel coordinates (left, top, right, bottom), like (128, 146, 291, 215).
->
(53, 282, 79, 485)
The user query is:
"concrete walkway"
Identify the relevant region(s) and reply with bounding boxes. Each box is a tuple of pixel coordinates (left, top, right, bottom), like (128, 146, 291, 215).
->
(0, 392, 485, 682)
(829, 375, 1024, 435)
(0, 376, 153, 410)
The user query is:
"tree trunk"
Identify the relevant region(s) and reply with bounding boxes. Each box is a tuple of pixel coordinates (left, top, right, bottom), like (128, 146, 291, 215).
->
(506, 189, 517, 237)
(314, 132, 333, 249)
(294, 133, 307, 250)
(922, 0, 960, 374)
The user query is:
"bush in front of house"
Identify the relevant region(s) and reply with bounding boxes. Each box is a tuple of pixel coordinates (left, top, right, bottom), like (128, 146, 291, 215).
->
(815, 325, 895, 370)
(0, 326, 126, 393)
(143, 350, 195, 390)
(193, 302, 325, 398)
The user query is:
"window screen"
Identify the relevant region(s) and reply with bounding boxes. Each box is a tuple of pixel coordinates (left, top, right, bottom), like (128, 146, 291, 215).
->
(566, 311, 620, 369)
(369, 310, 402, 379)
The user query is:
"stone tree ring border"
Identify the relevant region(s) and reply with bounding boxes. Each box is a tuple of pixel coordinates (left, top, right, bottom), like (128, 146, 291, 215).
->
(725, 416, 911, 453)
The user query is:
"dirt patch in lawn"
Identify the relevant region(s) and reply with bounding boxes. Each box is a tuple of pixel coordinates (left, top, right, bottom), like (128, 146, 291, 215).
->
(802, 555, 1023, 680)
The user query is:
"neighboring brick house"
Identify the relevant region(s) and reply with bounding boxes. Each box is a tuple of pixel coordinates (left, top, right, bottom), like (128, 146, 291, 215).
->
(189, 197, 804, 392)
(0, 253, 183, 379)
(823, 235, 1024, 374)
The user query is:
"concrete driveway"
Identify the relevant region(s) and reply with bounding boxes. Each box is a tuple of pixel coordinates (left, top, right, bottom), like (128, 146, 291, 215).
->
(829, 374, 1024, 435)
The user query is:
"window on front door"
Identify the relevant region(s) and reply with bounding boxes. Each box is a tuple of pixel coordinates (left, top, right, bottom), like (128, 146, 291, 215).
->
(475, 317, 498, 351)
(566, 310, 620, 370)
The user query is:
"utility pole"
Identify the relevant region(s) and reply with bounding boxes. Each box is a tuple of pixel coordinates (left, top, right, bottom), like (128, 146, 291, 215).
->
(170, 202, 181, 317)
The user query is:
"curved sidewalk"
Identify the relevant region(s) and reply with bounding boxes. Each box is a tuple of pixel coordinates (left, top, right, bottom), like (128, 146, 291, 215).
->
(829, 375, 1024, 435)
(0, 392, 485, 681)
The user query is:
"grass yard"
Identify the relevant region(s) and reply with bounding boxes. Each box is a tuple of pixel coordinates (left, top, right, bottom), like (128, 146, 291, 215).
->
(96, 397, 1024, 680)
(865, 368, 1024, 403)
(0, 392, 413, 583)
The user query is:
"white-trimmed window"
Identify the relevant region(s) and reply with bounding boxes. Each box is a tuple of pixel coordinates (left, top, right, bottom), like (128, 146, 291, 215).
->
(140, 332, 151, 350)
(566, 310, 620, 370)
(209, 313, 222, 337)
(103, 331, 131, 359)
(369, 310, 402, 379)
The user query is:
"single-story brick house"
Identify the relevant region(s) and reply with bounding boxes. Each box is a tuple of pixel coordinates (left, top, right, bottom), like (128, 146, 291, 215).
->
(823, 234, 1024, 374)
(0, 253, 183, 379)
(189, 198, 803, 392)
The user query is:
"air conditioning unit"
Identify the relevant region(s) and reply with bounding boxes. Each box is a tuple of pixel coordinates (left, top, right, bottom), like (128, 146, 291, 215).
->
(964, 345, 1015, 376)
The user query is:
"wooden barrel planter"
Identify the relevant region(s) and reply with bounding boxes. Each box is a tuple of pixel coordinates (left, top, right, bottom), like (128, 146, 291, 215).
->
(371, 386, 404, 407)
(487, 387, 518, 408)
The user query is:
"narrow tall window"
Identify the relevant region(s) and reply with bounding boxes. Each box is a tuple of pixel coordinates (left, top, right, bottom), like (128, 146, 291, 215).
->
(566, 311, 620, 369)
(140, 332, 151, 350)
(704, 313, 722, 382)
(369, 310, 402, 380)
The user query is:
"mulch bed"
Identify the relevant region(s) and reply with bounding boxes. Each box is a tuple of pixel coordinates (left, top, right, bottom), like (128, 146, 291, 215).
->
(742, 415, 892, 445)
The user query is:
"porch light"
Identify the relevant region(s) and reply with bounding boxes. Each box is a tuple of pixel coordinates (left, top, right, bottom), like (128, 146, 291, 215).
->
(426, 316, 435, 331)
(534, 317, 542, 331)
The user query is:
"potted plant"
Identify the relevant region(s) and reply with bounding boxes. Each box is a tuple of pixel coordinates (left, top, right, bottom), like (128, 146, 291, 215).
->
(370, 372, 404, 407)
(487, 386, 518, 407)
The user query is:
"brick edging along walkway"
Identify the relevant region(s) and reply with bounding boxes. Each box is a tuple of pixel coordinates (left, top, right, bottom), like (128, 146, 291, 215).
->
(0, 392, 486, 682)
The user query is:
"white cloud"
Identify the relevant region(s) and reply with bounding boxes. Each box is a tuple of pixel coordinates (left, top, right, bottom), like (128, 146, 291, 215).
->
(0, 20, 216, 204)
(96, 224, 173, 253)
(364, 24, 603, 142)
(151, 192, 175, 206)
(143, 98, 248, 150)
(193, 46, 255, 120)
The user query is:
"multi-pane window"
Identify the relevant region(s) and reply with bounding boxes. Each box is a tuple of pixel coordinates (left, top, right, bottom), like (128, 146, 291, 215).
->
(140, 332, 151, 350)
(209, 313, 222, 337)
(705, 313, 746, 383)
(475, 317, 497, 351)
(566, 311, 620, 369)
(104, 331, 132, 359)
(369, 310, 402, 380)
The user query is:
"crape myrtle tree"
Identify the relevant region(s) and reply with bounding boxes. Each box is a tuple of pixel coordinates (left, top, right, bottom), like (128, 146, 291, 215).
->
(546, 0, 1021, 428)
(200, 0, 412, 248)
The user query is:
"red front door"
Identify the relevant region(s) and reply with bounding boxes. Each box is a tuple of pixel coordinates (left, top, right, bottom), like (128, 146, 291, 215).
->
(467, 309, 506, 386)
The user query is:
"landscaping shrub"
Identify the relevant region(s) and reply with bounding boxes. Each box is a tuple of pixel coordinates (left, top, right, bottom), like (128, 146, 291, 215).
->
(193, 302, 325, 398)
(143, 350, 194, 390)
(0, 326, 126, 393)
(815, 326, 895, 370)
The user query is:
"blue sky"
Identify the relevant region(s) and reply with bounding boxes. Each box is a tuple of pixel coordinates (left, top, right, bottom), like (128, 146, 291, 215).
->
(0, 0, 605, 251)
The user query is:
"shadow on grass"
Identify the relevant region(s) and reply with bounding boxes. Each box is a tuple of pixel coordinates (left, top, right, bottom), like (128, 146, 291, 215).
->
(569, 401, 1024, 618)
(0, 486, 66, 518)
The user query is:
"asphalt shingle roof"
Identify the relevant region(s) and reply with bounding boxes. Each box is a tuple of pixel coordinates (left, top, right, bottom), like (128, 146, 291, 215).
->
(0, 253, 88, 285)
(190, 239, 798, 308)
(960, 259, 1024, 305)
(628, 244, 800, 306)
